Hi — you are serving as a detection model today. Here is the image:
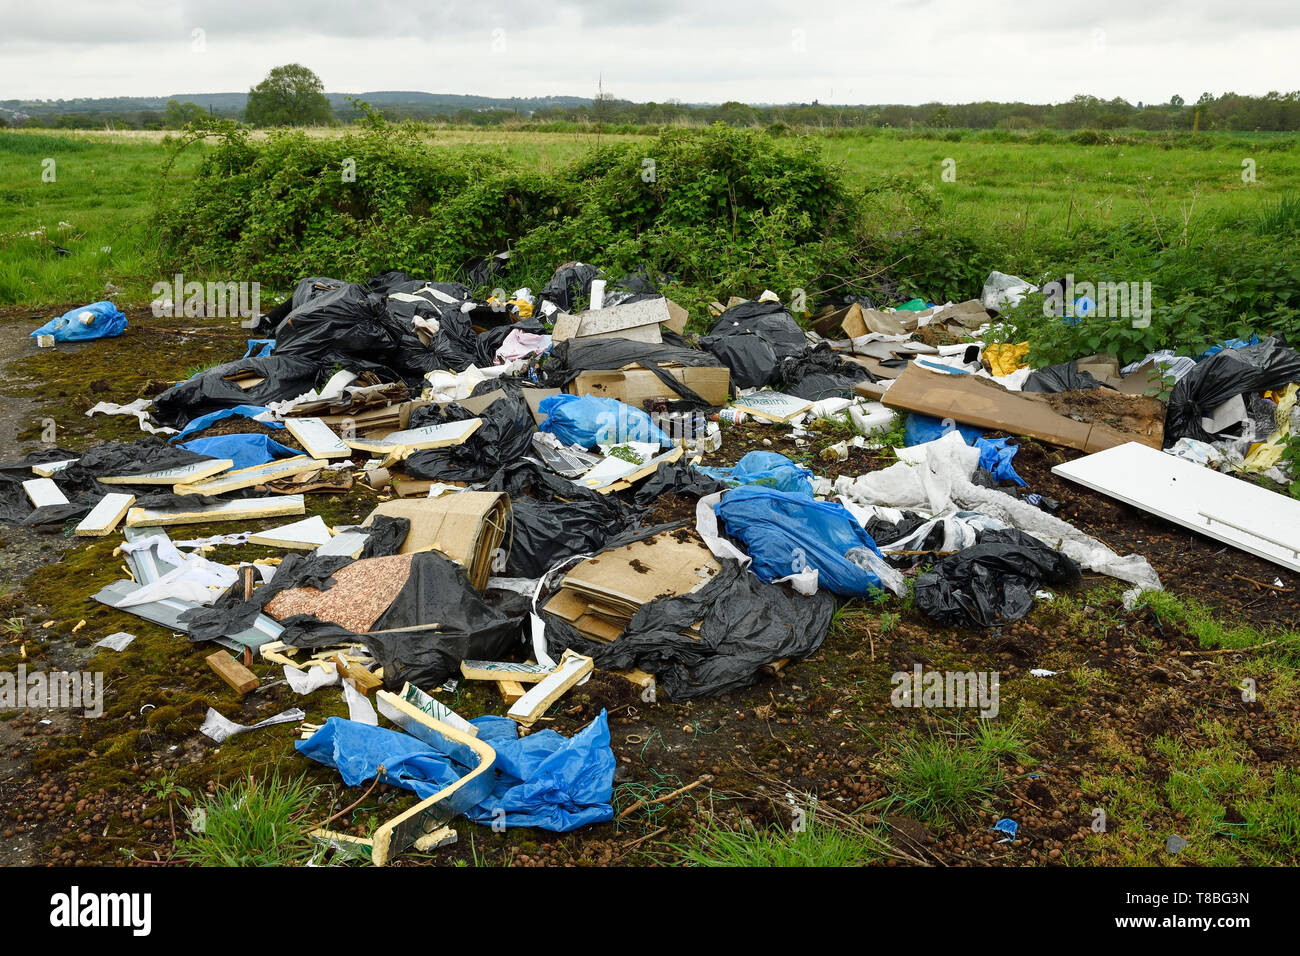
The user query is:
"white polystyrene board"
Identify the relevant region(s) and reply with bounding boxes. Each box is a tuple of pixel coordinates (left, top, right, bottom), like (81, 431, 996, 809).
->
(22, 478, 68, 507)
(1052, 441, 1300, 573)
(248, 515, 333, 549)
(284, 417, 351, 458)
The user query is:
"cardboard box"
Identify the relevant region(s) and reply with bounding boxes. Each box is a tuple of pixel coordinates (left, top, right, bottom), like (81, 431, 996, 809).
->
(570, 365, 730, 408)
(882, 364, 1155, 453)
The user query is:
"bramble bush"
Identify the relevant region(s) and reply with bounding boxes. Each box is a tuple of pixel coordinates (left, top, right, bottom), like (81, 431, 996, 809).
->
(157, 119, 1300, 357)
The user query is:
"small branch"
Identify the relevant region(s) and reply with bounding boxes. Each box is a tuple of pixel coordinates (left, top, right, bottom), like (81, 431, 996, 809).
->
(617, 777, 709, 821)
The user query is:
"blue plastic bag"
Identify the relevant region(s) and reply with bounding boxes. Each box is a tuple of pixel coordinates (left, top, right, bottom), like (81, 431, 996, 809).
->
(296, 710, 615, 832)
(243, 339, 275, 358)
(698, 450, 814, 497)
(180, 433, 299, 470)
(905, 414, 1025, 486)
(904, 413, 982, 447)
(538, 394, 672, 449)
(171, 405, 281, 443)
(715, 486, 887, 597)
(975, 436, 1026, 486)
(30, 301, 127, 343)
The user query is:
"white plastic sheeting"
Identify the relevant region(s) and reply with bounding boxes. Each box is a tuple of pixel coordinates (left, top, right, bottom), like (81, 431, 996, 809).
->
(832, 431, 1162, 604)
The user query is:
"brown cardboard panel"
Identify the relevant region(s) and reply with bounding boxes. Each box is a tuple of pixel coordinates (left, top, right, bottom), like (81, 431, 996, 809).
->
(570, 365, 730, 407)
(881, 364, 1148, 453)
(842, 307, 915, 338)
(362, 491, 510, 589)
(663, 297, 690, 335)
(524, 387, 563, 425)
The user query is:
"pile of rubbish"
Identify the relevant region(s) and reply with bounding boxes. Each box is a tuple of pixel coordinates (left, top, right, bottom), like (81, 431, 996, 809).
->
(8, 261, 1300, 864)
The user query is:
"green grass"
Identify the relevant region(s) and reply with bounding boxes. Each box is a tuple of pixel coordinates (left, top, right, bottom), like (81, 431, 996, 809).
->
(172, 770, 320, 867)
(876, 718, 1026, 828)
(682, 813, 887, 866)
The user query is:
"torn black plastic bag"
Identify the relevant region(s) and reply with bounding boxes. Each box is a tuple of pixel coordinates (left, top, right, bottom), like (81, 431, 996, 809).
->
(773, 342, 872, 401)
(542, 337, 726, 389)
(278, 551, 531, 691)
(274, 281, 409, 370)
(483, 461, 634, 578)
(0, 447, 82, 524)
(540, 262, 602, 312)
(403, 391, 535, 483)
(701, 300, 808, 388)
(1022, 361, 1111, 394)
(152, 355, 326, 428)
(545, 560, 834, 700)
(631, 461, 727, 508)
(914, 529, 1082, 629)
(1164, 336, 1300, 446)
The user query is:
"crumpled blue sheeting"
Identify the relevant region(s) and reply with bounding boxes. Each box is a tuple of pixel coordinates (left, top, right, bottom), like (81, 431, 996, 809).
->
(698, 450, 814, 497)
(171, 404, 280, 443)
(538, 394, 672, 449)
(296, 710, 615, 832)
(179, 433, 300, 470)
(30, 301, 127, 342)
(715, 486, 886, 597)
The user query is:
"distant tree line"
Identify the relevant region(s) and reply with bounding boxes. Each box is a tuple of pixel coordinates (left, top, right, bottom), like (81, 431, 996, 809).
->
(6, 75, 1300, 132)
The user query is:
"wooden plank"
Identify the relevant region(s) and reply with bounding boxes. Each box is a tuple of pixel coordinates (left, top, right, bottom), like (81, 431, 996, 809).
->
(496, 680, 526, 704)
(333, 654, 383, 697)
(101, 458, 232, 486)
(459, 660, 553, 683)
(125, 494, 305, 528)
(507, 650, 594, 726)
(372, 691, 497, 866)
(284, 417, 352, 459)
(23, 478, 68, 508)
(206, 651, 259, 694)
(75, 493, 136, 537)
(174, 455, 328, 496)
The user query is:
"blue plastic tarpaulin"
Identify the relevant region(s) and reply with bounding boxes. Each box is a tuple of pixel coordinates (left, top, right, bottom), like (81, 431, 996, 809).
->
(715, 486, 888, 596)
(180, 433, 299, 470)
(698, 450, 814, 497)
(296, 710, 615, 832)
(538, 394, 672, 449)
(30, 301, 127, 343)
(904, 414, 1025, 486)
(170, 405, 281, 443)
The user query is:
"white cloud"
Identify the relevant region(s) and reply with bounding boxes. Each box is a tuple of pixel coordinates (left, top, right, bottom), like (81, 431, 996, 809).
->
(0, 0, 1296, 104)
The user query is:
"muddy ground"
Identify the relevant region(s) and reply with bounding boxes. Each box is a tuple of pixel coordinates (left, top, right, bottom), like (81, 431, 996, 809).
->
(1, 309, 1296, 868)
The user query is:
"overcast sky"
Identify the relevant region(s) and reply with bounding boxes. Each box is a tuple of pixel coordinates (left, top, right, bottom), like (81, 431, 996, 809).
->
(2, 0, 1297, 105)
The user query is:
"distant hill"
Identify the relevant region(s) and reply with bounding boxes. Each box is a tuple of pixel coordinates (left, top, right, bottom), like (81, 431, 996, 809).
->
(0, 91, 592, 117)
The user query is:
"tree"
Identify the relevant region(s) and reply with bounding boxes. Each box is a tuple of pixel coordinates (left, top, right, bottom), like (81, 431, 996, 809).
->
(1170, 94, 1184, 107)
(164, 99, 208, 128)
(244, 64, 334, 127)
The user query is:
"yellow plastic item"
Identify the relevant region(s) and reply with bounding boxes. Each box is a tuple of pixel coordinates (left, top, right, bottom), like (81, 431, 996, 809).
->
(983, 342, 1031, 377)
(1241, 383, 1298, 473)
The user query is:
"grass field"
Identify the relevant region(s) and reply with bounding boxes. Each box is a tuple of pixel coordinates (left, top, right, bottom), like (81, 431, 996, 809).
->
(3, 126, 1297, 310)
